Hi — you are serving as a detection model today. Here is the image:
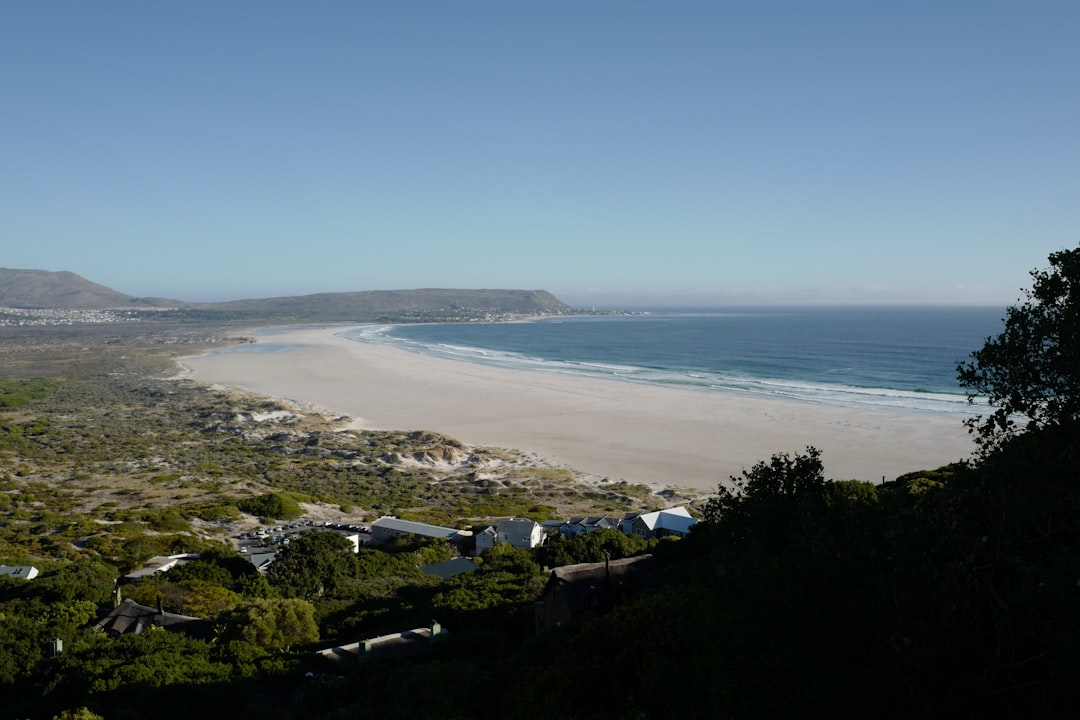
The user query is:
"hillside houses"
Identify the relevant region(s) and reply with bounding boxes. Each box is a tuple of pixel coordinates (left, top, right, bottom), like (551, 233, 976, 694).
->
(475, 517, 545, 554)
(542, 507, 699, 541)
(558, 515, 621, 537)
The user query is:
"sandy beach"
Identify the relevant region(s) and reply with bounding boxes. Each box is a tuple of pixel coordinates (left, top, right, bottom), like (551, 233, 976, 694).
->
(180, 325, 977, 493)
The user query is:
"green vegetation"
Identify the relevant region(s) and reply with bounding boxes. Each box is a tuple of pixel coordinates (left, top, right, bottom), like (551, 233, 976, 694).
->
(1, 247, 1079, 717)
(223, 598, 320, 651)
(236, 492, 304, 521)
(957, 245, 1080, 450)
(0, 378, 62, 409)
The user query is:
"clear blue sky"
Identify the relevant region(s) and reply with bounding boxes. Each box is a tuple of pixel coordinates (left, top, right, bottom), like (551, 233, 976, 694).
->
(2, 1, 1077, 307)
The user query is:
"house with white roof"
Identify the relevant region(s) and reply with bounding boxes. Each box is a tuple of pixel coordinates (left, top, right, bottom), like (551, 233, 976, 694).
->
(122, 553, 200, 582)
(619, 506, 698, 539)
(0, 564, 39, 580)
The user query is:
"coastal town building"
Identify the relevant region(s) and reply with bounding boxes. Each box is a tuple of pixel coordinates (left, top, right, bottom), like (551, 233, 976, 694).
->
(0, 564, 39, 580)
(247, 551, 278, 573)
(369, 516, 471, 545)
(122, 553, 201, 583)
(94, 598, 214, 639)
(534, 555, 661, 632)
(558, 515, 621, 538)
(315, 621, 449, 665)
(619, 506, 698, 539)
(474, 525, 498, 554)
(475, 517, 545, 554)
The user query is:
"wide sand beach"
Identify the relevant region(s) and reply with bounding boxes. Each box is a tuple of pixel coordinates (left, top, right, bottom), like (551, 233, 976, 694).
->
(181, 325, 977, 493)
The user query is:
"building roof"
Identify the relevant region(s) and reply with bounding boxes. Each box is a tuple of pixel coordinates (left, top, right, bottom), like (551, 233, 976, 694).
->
(422, 557, 479, 580)
(315, 623, 448, 665)
(633, 507, 698, 535)
(371, 516, 467, 540)
(551, 555, 659, 585)
(0, 564, 39, 580)
(123, 553, 200, 581)
(495, 517, 540, 533)
(548, 555, 661, 611)
(94, 598, 214, 639)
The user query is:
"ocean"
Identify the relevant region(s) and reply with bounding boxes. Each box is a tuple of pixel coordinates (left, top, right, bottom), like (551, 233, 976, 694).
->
(338, 306, 1006, 417)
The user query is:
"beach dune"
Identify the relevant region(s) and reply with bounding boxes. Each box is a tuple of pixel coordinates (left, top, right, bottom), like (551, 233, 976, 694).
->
(181, 326, 976, 493)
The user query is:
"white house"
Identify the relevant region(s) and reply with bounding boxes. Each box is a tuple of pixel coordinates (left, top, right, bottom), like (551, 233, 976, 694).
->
(496, 517, 545, 548)
(0, 564, 39, 580)
(496, 518, 544, 546)
(474, 517, 545, 554)
(619, 507, 698, 539)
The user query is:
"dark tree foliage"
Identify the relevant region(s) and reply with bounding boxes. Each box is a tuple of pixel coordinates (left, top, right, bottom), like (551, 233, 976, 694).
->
(266, 530, 357, 600)
(704, 446, 827, 552)
(221, 598, 320, 651)
(958, 245, 1080, 450)
(534, 528, 647, 568)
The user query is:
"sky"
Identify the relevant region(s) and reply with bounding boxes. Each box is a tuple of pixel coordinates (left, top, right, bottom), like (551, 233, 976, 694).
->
(2, 1, 1077, 308)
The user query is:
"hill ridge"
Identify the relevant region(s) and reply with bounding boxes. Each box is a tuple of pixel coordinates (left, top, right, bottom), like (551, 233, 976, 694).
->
(0, 268, 575, 320)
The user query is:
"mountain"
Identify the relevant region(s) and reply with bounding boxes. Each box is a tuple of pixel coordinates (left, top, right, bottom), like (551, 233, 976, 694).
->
(198, 288, 572, 320)
(0, 268, 177, 309)
(0, 268, 575, 320)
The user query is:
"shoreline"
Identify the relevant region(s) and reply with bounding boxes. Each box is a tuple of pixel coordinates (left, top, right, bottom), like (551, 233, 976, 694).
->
(179, 325, 977, 493)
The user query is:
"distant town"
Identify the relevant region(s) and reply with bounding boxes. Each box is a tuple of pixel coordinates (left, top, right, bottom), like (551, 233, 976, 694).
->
(0, 307, 159, 326)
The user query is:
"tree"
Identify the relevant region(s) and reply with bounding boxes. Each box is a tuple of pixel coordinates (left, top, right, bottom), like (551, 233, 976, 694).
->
(266, 530, 356, 599)
(52, 708, 105, 720)
(236, 492, 303, 520)
(957, 245, 1080, 449)
(431, 544, 544, 624)
(535, 528, 647, 567)
(224, 598, 319, 651)
(703, 446, 827, 552)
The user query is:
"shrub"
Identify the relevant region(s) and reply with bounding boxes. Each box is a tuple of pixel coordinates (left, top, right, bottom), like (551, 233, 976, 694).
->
(235, 492, 303, 520)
